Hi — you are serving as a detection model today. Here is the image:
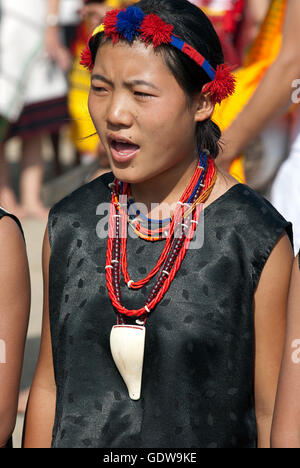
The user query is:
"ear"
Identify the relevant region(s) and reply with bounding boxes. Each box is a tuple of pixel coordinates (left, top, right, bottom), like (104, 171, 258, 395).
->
(194, 91, 215, 123)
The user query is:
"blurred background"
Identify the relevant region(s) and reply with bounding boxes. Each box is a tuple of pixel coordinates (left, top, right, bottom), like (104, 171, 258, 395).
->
(0, 0, 297, 447)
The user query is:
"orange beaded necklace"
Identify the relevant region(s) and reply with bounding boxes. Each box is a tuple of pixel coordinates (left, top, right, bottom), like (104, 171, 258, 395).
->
(105, 152, 217, 322)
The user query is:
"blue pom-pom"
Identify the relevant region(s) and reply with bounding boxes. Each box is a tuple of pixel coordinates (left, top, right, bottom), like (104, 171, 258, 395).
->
(116, 6, 145, 42)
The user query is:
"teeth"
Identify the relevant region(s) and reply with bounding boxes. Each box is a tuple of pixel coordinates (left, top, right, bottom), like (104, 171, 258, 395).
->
(110, 138, 139, 158)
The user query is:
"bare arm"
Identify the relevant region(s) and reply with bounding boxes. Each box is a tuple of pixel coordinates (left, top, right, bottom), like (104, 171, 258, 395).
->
(80, 1, 108, 34)
(219, 0, 300, 169)
(254, 234, 294, 448)
(271, 255, 300, 448)
(238, 0, 270, 57)
(45, 0, 72, 72)
(0, 218, 30, 448)
(23, 225, 56, 448)
(48, 0, 59, 14)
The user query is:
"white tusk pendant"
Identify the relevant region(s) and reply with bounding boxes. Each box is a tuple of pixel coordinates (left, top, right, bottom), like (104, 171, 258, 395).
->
(110, 324, 146, 401)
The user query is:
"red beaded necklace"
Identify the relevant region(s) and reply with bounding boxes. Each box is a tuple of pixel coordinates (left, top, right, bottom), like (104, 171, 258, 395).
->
(105, 154, 217, 323)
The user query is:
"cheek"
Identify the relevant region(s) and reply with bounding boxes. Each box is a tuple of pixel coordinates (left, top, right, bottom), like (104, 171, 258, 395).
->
(88, 93, 96, 124)
(88, 93, 104, 129)
(143, 100, 194, 145)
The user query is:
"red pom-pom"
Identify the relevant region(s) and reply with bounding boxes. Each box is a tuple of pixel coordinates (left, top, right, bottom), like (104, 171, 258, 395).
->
(104, 9, 122, 43)
(140, 14, 173, 48)
(80, 45, 93, 72)
(202, 64, 236, 104)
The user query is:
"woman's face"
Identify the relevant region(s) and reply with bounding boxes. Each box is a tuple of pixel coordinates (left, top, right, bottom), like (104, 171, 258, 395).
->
(88, 40, 204, 184)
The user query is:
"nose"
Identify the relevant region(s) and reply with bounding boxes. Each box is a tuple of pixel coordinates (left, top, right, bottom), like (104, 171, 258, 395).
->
(106, 94, 134, 129)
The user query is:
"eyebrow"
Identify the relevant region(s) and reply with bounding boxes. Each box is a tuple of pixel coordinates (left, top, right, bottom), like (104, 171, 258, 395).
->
(91, 74, 160, 91)
(91, 74, 112, 85)
(129, 80, 160, 91)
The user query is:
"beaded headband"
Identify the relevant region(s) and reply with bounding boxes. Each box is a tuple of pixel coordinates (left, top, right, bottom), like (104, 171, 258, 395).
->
(80, 5, 236, 104)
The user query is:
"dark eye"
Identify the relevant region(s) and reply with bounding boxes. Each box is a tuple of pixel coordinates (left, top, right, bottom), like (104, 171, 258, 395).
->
(134, 91, 153, 99)
(91, 85, 107, 93)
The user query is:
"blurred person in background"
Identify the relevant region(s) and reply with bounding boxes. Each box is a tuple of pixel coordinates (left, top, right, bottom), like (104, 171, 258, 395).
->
(46, 0, 82, 177)
(0, 0, 72, 220)
(68, 0, 111, 170)
(0, 207, 30, 448)
(271, 251, 300, 448)
(215, 0, 300, 253)
(189, 0, 269, 68)
(189, 0, 270, 184)
(212, 0, 288, 190)
(68, 0, 136, 174)
(0, 0, 46, 218)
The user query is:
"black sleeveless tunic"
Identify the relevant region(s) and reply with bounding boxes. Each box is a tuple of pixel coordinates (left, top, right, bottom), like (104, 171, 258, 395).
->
(0, 207, 25, 449)
(48, 173, 293, 449)
(0, 207, 24, 239)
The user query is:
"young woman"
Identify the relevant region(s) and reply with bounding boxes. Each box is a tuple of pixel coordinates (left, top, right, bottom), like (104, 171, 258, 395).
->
(24, 0, 294, 448)
(1, 0, 71, 220)
(271, 252, 300, 448)
(0, 208, 30, 448)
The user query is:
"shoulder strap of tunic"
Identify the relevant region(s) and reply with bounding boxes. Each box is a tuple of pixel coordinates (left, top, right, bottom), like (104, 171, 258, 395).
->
(0, 207, 25, 241)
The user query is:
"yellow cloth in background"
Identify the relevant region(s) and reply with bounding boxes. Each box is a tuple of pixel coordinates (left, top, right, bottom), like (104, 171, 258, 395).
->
(68, 50, 98, 154)
(107, 0, 138, 6)
(214, 0, 287, 183)
(68, 0, 138, 154)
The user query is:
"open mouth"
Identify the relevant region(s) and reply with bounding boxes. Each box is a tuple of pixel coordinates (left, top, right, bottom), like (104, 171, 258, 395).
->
(108, 136, 140, 162)
(111, 140, 140, 155)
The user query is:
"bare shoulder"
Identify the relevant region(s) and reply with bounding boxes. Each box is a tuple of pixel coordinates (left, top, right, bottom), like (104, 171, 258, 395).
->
(0, 216, 25, 259)
(203, 169, 240, 209)
(256, 233, 294, 291)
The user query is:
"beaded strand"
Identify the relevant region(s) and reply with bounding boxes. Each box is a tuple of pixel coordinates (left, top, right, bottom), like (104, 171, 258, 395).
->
(127, 151, 208, 241)
(105, 153, 217, 320)
(120, 155, 216, 289)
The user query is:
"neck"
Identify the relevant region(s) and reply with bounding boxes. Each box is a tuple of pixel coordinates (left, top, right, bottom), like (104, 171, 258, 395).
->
(130, 152, 198, 218)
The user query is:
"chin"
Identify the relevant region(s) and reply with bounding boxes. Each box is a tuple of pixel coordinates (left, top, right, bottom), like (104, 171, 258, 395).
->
(110, 164, 156, 185)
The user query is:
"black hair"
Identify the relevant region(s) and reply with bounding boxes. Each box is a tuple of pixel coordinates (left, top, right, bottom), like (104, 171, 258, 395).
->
(84, 0, 106, 4)
(89, 0, 224, 158)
